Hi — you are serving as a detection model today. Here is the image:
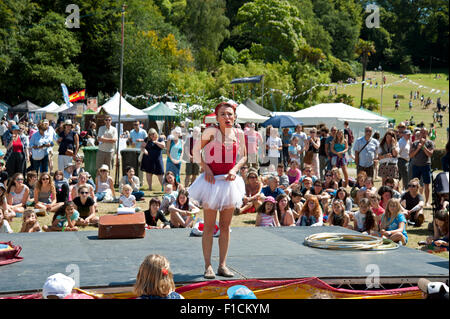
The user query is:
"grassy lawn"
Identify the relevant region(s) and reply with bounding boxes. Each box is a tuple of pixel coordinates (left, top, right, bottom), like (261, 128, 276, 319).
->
(321, 70, 449, 149)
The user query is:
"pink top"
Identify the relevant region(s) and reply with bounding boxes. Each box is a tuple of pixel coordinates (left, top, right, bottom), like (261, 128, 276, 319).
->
(206, 128, 238, 176)
(287, 168, 302, 184)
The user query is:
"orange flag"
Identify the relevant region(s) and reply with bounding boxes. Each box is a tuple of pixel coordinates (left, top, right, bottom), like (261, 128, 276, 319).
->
(69, 89, 86, 102)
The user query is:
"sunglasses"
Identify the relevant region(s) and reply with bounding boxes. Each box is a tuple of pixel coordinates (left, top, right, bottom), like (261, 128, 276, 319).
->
(42, 178, 49, 180)
(16, 178, 24, 182)
(248, 175, 257, 179)
(80, 191, 89, 195)
(408, 184, 418, 188)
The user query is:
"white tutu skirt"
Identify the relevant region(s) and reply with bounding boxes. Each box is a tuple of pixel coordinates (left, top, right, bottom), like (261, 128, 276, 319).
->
(188, 173, 245, 211)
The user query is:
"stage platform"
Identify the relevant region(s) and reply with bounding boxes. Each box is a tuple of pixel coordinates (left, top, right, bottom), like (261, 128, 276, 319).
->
(0, 226, 448, 295)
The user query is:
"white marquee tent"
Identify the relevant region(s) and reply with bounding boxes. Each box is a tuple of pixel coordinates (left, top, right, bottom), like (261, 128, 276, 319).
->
(34, 101, 60, 114)
(275, 103, 389, 140)
(100, 92, 148, 122)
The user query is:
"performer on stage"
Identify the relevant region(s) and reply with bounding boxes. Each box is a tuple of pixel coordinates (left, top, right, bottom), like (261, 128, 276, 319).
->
(189, 102, 247, 279)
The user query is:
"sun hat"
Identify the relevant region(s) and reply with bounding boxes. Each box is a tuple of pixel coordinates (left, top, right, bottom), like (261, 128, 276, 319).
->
(246, 168, 258, 178)
(418, 278, 449, 300)
(42, 273, 75, 299)
(64, 161, 76, 169)
(64, 119, 73, 126)
(99, 164, 109, 171)
(264, 196, 276, 204)
(227, 285, 257, 299)
(404, 130, 412, 135)
(11, 124, 20, 131)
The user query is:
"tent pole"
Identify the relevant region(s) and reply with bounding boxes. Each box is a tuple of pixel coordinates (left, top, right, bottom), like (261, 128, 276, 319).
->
(115, 3, 126, 188)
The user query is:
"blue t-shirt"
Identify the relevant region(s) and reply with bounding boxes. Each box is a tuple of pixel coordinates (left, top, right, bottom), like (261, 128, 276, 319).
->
(130, 129, 148, 149)
(383, 213, 408, 242)
(281, 131, 292, 146)
(261, 186, 285, 199)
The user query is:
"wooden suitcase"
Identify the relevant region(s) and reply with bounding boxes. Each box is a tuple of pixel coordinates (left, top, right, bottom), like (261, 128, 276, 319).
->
(98, 212, 146, 239)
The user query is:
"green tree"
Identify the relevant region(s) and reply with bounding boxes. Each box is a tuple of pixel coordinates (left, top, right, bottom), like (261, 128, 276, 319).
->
(1, 10, 84, 105)
(180, 0, 230, 70)
(233, 0, 306, 63)
(355, 38, 376, 107)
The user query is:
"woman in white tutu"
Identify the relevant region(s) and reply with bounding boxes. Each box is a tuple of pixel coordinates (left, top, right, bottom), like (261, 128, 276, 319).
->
(189, 102, 247, 279)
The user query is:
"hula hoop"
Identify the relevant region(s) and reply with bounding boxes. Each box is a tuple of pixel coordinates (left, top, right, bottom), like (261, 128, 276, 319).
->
(304, 233, 400, 251)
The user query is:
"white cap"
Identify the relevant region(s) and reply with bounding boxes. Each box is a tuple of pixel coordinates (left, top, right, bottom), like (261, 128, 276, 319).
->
(42, 273, 75, 299)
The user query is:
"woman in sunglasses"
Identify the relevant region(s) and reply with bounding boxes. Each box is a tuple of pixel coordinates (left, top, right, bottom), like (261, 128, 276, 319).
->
(6, 173, 29, 218)
(34, 173, 62, 214)
(73, 185, 98, 226)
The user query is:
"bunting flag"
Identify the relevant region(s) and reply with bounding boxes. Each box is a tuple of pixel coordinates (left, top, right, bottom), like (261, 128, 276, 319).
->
(69, 89, 86, 102)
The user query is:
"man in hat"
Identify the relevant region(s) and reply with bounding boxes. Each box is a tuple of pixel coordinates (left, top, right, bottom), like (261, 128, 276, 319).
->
(96, 115, 118, 171)
(398, 129, 412, 191)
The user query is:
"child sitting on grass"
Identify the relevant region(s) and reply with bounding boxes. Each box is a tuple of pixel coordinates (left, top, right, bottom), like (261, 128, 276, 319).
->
(255, 196, 280, 227)
(19, 209, 42, 233)
(160, 184, 178, 215)
(0, 209, 13, 233)
(353, 198, 377, 235)
(168, 189, 199, 228)
(379, 198, 408, 245)
(144, 198, 170, 229)
(119, 184, 141, 212)
(423, 210, 449, 252)
(327, 199, 351, 229)
(134, 254, 184, 299)
(43, 201, 79, 232)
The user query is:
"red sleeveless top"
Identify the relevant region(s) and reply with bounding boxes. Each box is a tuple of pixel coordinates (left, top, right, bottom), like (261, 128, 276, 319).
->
(206, 128, 239, 176)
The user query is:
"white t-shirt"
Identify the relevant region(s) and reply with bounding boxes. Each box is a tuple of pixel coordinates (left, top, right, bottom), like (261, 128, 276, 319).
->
(120, 194, 136, 208)
(398, 137, 410, 161)
(267, 136, 282, 158)
(293, 132, 307, 149)
(0, 220, 13, 233)
(98, 125, 118, 153)
(354, 211, 366, 232)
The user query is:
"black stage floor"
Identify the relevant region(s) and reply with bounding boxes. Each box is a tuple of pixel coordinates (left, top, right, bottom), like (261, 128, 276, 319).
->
(0, 227, 448, 294)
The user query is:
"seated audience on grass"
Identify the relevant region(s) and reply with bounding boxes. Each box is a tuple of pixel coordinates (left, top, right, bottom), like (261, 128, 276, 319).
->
(238, 165, 249, 184)
(239, 168, 263, 215)
(0, 160, 8, 184)
(297, 177, 313, 198)
(323, 171, 338, 194)
(6, 173, 29, 217)
(134, 254, 184, 299)
(119, 184, 141, 211)
(353, 198, 377, 234)
(327, 199, 351, 229)
(119, 166, 145, 201)
(276, 164, 289, 190)
(144, 198, 170, 229)
(286, 160, 302, 188)
(0, 183, 12, 221)
(401, 178, 425, 227)
(356, 177, 376, 204)
(255, 196, 280, 227)
(384, 177, 401, 199)
(368, 193, 385, 224)
(160, 184, 178, 215)
(330, 168, 344, 188)
(95, 164, 116, 202)
(261, 175, 285, 199)
(296, 195, 323, 227)
(335, 187, 353, 215)
(25, 171, 38, 204)
(19, 209, 42, 233)
(288, 191, 303, 221)
(310, 180, 331, 215)
(378, 186, 394, 210)
(34, 173, 62, 214)
(350, 171, 367, 203)
(163, 171, 183, 192)
(298, 165, 317, 188)
(276, 193, 295, 226)
(69, 156, 85, 186)
(43, 201, 79, 232)
(71, 172, 95, 202)
(0, 208, 13, 233)
(425, 210, 449, 251)
(379, 199, 408, 245)
(54, 170, 70, 203)
(168, 190, 199, 228)
(73, 186, 98, 226)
